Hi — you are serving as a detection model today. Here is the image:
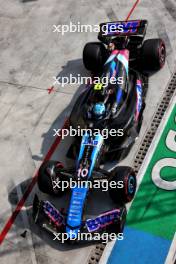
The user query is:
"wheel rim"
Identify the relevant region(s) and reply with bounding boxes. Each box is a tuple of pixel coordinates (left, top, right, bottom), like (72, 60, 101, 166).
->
(128, 175, 136, 194)
(159, 43, 166, 67)
(56, 162, 64, 169)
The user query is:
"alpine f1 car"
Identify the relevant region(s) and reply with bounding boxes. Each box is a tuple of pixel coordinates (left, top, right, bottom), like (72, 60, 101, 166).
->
(33, 20, 166, 242)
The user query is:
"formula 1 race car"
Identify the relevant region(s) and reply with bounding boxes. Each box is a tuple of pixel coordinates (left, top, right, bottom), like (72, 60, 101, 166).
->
(33, 20, 166, 242)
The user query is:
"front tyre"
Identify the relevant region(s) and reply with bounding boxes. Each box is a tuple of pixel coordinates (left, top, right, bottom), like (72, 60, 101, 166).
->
(109, 166, 136, 204)
(37, 160, 65, 196)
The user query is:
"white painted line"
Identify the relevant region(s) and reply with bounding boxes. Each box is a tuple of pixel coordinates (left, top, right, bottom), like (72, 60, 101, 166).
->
(165, 233, 176, 264)
(99, 91, 176, 264)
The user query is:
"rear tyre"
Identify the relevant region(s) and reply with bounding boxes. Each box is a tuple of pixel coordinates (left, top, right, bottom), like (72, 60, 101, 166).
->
(141, 39, 166, 72)
(109, 166, 136, 204)
(83, 42, 108, 73)
(38, 160, 65, 196)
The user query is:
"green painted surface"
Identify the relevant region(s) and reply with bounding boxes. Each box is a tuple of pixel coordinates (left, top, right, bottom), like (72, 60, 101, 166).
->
(127, 104, 176, 240)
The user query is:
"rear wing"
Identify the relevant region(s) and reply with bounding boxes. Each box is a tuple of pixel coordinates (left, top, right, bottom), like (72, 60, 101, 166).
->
(99, 20, 148, 38)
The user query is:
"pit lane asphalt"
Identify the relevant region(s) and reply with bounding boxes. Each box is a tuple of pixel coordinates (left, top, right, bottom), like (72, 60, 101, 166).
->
(0, 0, 176, 264)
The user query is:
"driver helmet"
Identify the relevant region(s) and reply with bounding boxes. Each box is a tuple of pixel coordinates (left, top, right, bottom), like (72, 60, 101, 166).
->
(92, 102, 106, 119)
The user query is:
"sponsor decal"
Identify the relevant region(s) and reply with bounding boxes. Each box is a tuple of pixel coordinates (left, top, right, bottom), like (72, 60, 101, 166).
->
(86, 209, 120, 232)
(106, 20, 140, 35)
(43, 201, 64, 227)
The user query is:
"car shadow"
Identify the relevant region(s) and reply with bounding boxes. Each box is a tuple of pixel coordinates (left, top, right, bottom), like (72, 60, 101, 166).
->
(32, 58, 90, 167)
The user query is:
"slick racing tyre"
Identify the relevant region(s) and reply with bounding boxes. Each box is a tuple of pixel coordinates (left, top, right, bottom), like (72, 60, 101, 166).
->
(109, 166, 136, 204)
(38, 160, 65, 196)
(141, 38, 166, 72)
(83, 42, 108, 73)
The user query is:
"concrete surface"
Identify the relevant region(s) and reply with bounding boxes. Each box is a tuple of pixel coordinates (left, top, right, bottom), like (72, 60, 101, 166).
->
(0, 0, 175, 264)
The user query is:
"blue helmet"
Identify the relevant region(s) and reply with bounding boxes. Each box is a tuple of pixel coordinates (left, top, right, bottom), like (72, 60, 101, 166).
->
(92, 102, 106, 119)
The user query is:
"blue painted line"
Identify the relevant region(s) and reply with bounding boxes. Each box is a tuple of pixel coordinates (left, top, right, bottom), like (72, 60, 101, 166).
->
(108, 227, 171, 264)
